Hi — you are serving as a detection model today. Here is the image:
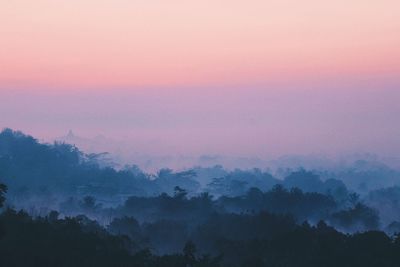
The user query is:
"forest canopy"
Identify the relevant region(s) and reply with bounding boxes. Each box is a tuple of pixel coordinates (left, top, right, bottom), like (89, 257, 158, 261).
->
(1, 129, 400, 266)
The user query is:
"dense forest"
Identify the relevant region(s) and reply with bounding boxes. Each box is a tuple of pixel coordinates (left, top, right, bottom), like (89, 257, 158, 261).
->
(2, 129, 400, 266)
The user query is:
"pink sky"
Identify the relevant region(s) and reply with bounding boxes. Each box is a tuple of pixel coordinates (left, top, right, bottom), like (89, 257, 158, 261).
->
(1, 0, 399, 88)
(0, 0, 399, 159)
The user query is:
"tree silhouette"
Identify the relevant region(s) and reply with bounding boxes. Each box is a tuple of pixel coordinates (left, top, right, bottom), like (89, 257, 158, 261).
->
(0, 183, 6, 208)
(0, 183, 7, 240)
(174, 186, 188, 199)
(183, 240, 196, 267)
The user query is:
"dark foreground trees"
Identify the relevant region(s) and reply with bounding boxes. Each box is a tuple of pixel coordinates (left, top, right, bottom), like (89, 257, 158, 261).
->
(0, 209, 222, 267)
(0, 181, 221, 267)
(1, 206, 400, 267)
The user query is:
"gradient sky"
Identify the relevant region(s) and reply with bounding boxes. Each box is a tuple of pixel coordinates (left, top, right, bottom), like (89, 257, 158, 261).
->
(0, 0, 399, 158)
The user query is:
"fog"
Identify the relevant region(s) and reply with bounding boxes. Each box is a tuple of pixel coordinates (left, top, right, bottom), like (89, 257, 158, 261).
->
(1, 82, 399, 161)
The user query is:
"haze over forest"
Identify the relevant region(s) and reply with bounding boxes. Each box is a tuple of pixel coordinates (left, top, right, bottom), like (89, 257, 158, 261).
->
(1, 0, 400, 266)
(2, 128, 400, 266)
(2, 87, 400, 168)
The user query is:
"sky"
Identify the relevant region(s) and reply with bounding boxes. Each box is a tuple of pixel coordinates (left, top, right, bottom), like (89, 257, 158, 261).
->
(0, 0, 399, 159)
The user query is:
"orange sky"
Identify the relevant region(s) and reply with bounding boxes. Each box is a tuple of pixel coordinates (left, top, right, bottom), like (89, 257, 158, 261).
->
(1, 0, 399, 89)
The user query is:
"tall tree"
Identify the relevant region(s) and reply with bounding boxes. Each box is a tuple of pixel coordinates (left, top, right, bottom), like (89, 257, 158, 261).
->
(0, 183, 6, 208)
(0, 183, 7, 240)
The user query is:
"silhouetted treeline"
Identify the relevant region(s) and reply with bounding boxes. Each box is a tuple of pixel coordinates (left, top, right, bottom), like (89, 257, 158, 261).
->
(2, 183, 400, 267)
(3, 129, 400, 266)
(3, 129, 400, 202)
(55, 185, 376, 254)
